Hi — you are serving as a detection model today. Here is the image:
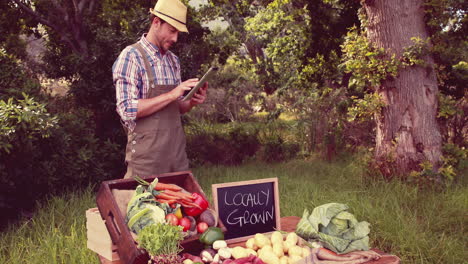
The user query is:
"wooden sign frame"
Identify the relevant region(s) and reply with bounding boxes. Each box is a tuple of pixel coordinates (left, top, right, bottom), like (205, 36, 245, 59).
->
(212, 178, 281, 243)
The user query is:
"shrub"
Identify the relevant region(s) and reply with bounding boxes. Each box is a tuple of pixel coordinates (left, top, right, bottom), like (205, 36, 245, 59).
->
(186, 121, 303, 166)
(186, 123, 261, 166)
(0, 95, 124, 221)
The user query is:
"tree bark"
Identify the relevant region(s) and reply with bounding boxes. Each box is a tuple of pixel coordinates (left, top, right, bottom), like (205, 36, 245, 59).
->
(362, 0, 442, 176)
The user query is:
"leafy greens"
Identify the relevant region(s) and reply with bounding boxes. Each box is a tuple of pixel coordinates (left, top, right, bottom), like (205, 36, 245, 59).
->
(295, 203, 370, 254)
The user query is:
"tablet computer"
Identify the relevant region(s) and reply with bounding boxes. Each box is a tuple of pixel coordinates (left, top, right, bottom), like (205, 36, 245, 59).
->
(182, 66, 218, 101)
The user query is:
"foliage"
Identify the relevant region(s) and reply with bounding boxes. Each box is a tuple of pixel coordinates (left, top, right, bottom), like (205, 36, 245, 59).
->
(341, 28, 400, 92)
(440, 143, 467, 183)
(185, 122, 261, 166)
(423, 0, 467, 99)
(256, 122, 301, 163)
(401, 37, 431, 67)
(203, 0, 359, 95)
(187, 60, 259, 123)
(347, 93, 385, 123)
(0, 94, 58, 153)
(0, 51, 43, 101)
(0, 94, 123, 214)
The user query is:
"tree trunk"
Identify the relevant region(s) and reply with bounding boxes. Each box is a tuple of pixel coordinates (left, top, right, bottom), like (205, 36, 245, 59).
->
(362, 0, 442, 177)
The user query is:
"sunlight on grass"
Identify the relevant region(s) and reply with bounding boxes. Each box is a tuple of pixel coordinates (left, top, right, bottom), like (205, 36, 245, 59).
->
(1, 158, 466, 264)
(0, 187, 100, 264)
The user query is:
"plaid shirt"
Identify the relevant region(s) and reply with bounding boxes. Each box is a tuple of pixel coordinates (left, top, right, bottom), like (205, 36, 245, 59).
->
(113, 34, 181, 131)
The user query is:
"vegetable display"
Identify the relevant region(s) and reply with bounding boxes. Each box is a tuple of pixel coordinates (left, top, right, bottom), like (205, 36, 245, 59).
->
(295, 203, 370, 254)
(184, 231, 311, 264)
(123, 176, 215, 263)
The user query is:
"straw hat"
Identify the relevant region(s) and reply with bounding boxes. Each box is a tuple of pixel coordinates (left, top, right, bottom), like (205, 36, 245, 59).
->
(150, 0, 188, 33)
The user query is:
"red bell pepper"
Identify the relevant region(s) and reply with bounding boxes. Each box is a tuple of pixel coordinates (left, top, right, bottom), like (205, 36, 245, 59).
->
(183, 192, 209, 217)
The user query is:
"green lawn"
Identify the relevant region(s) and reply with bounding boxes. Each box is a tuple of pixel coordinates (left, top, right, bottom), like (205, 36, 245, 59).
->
(1, 157, 466, 263)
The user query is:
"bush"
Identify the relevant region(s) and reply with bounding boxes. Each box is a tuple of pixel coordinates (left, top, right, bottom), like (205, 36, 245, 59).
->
(185, 121, 303, 166)
(0, 95, 125, 224)
(186, 123, 261, 166)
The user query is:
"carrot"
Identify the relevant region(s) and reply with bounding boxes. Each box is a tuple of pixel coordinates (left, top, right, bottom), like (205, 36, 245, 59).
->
(155, 193, 179, 201)
(316, 248, 355, 261)
(164, 190, 194, 200)
(156, 198, 177, 205)
(179, 200, 202, 209)
(154, 182, 182, 191)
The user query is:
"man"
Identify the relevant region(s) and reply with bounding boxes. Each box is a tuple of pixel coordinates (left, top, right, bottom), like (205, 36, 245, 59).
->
(113, 0, 208, 178)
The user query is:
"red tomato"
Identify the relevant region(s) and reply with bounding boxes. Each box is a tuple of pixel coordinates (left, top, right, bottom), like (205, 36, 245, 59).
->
(165, 213, 178, 226)
(178, 217, 191, 232)
(196, 221, 209, 233)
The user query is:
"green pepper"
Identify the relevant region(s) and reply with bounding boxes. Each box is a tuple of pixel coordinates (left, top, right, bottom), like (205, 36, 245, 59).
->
(199, 227, 224, 246)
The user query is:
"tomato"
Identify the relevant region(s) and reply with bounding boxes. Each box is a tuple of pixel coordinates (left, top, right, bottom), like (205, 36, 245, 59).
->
(196, 221, 209, 233)
(165, 213, 178, 226)
(178, 217, 191, 232)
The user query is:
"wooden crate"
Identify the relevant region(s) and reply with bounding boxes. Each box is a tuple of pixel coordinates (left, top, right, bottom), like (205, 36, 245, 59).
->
(86, 208, 120, 262)
(96, 171, 226, 264)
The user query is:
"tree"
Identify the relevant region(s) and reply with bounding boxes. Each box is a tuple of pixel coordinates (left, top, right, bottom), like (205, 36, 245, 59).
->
(361, 0, 443, 177)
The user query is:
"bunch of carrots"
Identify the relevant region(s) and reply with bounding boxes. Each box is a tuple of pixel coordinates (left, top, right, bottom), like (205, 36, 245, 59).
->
(133, 175, 202, 209)
(153, 182, 202, 209)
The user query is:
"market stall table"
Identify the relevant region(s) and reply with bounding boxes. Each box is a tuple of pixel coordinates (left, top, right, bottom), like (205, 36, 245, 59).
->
(97, 216, 400, 264)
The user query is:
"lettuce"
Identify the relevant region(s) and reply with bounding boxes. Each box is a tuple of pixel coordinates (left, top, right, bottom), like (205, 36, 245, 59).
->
(295, 203, 370, 254)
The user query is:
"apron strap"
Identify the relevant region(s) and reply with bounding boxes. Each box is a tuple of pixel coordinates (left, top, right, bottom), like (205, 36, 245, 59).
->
(131, 42, 156, 89)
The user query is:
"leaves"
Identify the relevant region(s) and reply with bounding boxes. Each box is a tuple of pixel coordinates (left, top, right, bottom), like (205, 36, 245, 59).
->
(0, 94, 58, 153)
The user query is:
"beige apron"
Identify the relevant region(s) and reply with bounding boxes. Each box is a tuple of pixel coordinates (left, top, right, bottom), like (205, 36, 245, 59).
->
(123, 43, 189, 178)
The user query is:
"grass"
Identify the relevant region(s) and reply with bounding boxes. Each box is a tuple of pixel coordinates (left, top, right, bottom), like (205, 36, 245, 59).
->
(0, 187, 100, 264)
(1, 157, 466, 263)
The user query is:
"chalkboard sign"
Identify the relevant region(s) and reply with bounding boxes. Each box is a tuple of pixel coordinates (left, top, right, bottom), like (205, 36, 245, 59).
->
(212, 178, 280, 243)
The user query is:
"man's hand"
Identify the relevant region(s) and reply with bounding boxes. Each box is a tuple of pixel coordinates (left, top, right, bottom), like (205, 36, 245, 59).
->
(178, 81, 209, 114)
(171, 78, 199, 100)
(188, 81, 208, 106)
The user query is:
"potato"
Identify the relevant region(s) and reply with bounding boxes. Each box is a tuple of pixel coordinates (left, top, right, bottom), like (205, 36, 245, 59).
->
(270, 231, 284, 245)
(279, 256, 289, 264)
(246, 237, 258, 251)
(288, 245, 304, 257)
(288, 255, 303, 264)
(259, 249, 280, 264)
(262, 244, 273, 253)
(272, 243, 284, 258)
(231, 246, 248, 259)
(302, 247, 311, 257)
(283, 240, 294, 253)
(246, 248, 257, 257)
(255, 233, 271, 248)
(285, 233, 298, 245)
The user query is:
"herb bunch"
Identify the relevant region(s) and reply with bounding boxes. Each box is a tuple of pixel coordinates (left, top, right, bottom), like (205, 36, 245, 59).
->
(137, 223, 184, 259)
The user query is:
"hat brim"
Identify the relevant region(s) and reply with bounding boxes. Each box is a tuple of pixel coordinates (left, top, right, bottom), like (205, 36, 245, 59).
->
(150, 8, 188, 33)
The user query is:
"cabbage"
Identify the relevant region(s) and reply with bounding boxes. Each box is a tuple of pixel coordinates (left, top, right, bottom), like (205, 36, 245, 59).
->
(125, 183, 167, 234)
(295, 203, 370, 254)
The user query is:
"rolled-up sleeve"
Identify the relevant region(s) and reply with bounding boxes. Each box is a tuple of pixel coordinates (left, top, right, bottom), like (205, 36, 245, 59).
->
(113, 47, 141, 129)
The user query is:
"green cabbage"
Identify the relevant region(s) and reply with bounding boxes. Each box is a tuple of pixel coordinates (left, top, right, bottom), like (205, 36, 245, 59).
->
(295, 203, 370, 254)
(125, 182, 166, 234)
